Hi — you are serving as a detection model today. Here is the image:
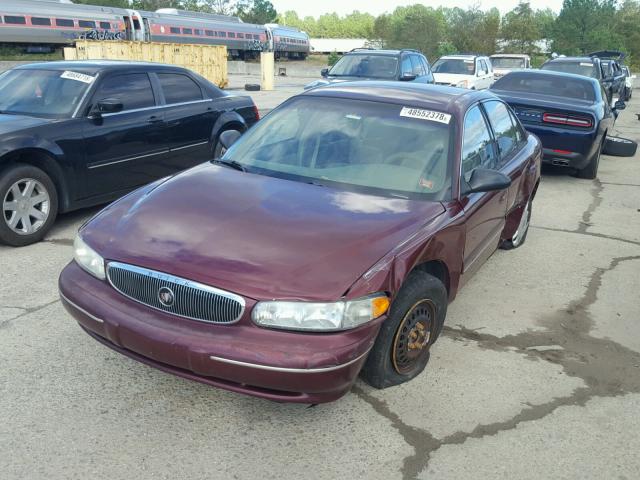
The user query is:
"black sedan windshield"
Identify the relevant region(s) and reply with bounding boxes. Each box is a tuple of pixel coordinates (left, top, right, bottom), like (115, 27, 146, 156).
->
(223, 97, 454, 200)
(0, 69, 94, 117)
(329, 54, 398, 79)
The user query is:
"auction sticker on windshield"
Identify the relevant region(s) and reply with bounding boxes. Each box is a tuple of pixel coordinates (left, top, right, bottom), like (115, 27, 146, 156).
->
(400, 107, 451, 124)
(60, 71, 95, 84)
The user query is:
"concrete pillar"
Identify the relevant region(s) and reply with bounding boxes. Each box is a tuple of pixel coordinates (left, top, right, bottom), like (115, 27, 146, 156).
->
(261, 51, 274, 91)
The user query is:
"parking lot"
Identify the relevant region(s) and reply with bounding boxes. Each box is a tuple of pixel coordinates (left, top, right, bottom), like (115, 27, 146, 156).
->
(1, 77, 639, 479)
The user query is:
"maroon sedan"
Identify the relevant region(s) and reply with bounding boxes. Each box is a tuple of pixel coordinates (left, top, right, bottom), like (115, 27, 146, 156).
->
(59, 82, 541, 403)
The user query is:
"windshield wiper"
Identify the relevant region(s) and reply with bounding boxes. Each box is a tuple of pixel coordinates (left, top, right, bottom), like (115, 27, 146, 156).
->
(211, 158, 246, 172)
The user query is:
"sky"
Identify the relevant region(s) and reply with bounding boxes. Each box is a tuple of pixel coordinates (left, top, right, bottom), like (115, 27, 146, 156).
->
(270, 0, 565, 17)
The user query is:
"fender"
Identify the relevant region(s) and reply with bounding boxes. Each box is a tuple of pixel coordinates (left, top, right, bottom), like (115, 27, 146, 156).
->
(209, 110, 249, 145)
(0, 136, 74, 212)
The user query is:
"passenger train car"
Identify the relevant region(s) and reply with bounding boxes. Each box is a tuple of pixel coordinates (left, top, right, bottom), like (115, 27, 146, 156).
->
(0, 0, 309, 59)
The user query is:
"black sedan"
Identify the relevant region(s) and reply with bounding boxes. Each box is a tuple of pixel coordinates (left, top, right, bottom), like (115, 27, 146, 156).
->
(0, 61, 259, 246)
(490, 70, 633, 179)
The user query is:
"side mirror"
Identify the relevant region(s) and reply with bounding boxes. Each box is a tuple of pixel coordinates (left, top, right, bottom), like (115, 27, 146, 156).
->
(614, 100, 626, 110)
(321, 68, 329, 77)
(463, 168, 511, 195)
(218, 129, 242, 154)
(400, 72, 417, 81)
(96, 98, 123, 114)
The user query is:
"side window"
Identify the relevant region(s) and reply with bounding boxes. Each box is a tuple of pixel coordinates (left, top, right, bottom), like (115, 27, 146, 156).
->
(410, 55, 426, 76)
(482, 101, 520, 163)
(92, 73, 155, 112)
(461, 105, 498, 182)
(157, 73, 203, 104)
(401, 56, 412, 75)
(480, 59, 489, 75)
(420, 57, 431, 75)
(507, 110, 524, 144)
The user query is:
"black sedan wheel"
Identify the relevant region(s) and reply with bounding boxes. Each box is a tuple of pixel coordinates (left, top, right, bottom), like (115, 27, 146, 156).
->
(0, 164, 58, 246)
(361, 271, 447, 389)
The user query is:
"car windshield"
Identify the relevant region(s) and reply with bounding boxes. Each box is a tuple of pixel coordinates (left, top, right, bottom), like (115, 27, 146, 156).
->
(329, 54, 398, 79)
(491, 57, 525, 69)
(0, 68, 93, 118)
(223, 96, 454, 200)
(432, 58, 475, 75)
(493, 74, 596, 101)
(541, 61, 598, 79)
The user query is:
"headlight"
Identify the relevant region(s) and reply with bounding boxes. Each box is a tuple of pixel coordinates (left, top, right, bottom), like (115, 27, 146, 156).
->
(456, 80, 469, 88)
(74, 234, 105, 280)
(252, 294, 390, 332)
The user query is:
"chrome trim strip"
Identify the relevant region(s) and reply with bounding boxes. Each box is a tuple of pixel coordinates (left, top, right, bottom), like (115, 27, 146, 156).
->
(170, 140, 209, 152)
(106, 262, 246, 324)
(87, 150, 168, 169)
(209, 347, 372, 374)
(100, 98, 212, 118)
(60, 292, 104, 324)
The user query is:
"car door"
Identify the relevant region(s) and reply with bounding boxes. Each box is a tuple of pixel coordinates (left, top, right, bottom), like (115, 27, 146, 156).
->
(83, 72, 168, 199)
(154, 71, 218, 168)
(409, 55, 430, 83)
(481, 100, 528, 213)
(479, 59, 492, 89)
(459, 104, 506, 280)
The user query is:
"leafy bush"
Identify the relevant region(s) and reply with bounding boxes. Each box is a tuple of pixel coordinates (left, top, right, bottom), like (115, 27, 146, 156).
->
(328, 50, 341, 66)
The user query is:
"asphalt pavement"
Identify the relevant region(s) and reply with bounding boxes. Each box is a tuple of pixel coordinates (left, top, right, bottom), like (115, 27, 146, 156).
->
(1, 80, 639, 480)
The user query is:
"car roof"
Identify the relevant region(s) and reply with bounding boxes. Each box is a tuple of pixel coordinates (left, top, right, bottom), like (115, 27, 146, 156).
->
(490, 54, 529, 58)
(439, 54, 482, 60)
(545, 56, 599, 63)
(14, 60, 189, 75)
(302, 81, 493, 117)
(497, 69, 600, 88)
(345, 49, 418, 56)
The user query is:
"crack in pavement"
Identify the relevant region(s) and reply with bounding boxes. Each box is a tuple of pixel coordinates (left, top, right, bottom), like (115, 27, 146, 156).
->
(354, 254, 640, 479)
(578, 179, 603, 234)
(0, 298, 60, 327)
(531, 226, 640, 248)
(42, 238, 74, 247)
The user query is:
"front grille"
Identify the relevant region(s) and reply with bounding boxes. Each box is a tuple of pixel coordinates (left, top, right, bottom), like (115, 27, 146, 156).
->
(107, 262, 245, 324)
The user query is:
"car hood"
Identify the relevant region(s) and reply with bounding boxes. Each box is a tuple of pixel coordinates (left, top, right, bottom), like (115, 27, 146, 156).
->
(83, 163, 445, 301)
(0, 113, 53, 135)
(304, 76, 389, 90)
(433, 73, 472, 85)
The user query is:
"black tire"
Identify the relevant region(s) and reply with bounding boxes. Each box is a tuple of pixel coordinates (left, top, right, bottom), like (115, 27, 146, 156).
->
(602, 136, 638, 157)
(501, 198, 532, 250)
(576, 138, 603, 179)
(360, 271, 447, 389)
(0, 163, 58, 246)
(244, 83, 260, 91)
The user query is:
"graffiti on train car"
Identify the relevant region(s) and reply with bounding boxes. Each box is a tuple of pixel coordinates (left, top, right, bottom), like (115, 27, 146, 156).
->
(247, 39, 268, 51)
(62, 30, 125, 41)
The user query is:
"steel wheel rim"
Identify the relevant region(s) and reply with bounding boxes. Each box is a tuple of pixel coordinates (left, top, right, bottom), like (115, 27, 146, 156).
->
(512, 201, 530, 246)
(392, 299, 435, 375)
(2, 178, 50, 236)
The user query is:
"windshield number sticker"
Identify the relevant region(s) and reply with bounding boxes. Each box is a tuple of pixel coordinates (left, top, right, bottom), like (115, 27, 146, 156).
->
(60, 71, 95, 84)
(400, 107, 451, 124)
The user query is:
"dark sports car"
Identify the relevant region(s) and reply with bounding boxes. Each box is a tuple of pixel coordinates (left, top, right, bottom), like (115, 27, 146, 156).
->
(60, 82, 541, 403)
(0, 60, 259, 246)
(491, 70, 628, 179)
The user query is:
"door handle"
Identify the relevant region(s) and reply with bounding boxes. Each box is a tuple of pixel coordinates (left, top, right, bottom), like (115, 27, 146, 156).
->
(148, 115, 163, 124)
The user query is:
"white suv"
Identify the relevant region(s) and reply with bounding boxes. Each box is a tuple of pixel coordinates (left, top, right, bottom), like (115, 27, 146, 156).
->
(432, 54, 494, 90)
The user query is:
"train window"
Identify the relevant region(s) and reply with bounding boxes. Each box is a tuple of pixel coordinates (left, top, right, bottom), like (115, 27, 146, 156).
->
(158, 73, 202, 104)
(195, 29, 202, 35)
(218, 31, 227, 37)
(253, 34, 260, 40)
(4, 16, 27, 25)
(237, 33, 244, 38)
(182, 28, 192, 35)
(228, 32, 236, 38)
(206, 30, 214, 36)
(92, 73, 155, 112)
(79, 20, 95, 28)
(31, 17, 52, 26)
(99, 22, 111, 29)
(133, 18, 141, 29)
(55, 19, 74, 27)
(170, 27, 180, 34)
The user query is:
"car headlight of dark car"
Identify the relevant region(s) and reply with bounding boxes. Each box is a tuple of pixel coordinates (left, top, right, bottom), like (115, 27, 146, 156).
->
(252, 294, 389, 331)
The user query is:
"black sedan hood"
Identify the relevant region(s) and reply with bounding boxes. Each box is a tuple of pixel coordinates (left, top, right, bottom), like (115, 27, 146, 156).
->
(0, 114, 53, 135)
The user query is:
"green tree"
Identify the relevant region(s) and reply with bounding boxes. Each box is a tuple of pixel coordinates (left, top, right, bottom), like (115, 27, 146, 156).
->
(501, 2, 541, 53)
(236, 0, 277, 24)
(445, 6, 500, 55)
(131, 0, 181, 10)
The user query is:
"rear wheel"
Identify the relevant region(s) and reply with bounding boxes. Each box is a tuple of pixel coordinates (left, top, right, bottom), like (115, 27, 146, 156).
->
(360, 271, 447, 389)
(501, 198, 532, 250)
(0, 164, 58, 246)
(576, 138, 603, 180)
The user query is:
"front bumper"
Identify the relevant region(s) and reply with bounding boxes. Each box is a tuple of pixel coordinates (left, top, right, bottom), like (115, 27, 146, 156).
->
(59, 262, 382, 403)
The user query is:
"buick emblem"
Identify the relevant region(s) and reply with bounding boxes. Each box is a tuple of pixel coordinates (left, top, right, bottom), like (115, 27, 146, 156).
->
(158, 286, 175, 307)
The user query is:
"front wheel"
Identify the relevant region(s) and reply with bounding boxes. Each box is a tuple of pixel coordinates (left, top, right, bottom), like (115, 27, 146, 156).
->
(360, 271, 447, 389)
(0, 164, 58, 246)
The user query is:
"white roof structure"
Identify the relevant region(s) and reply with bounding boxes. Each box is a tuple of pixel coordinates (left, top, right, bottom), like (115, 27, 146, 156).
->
(310, 38, 370, 54)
